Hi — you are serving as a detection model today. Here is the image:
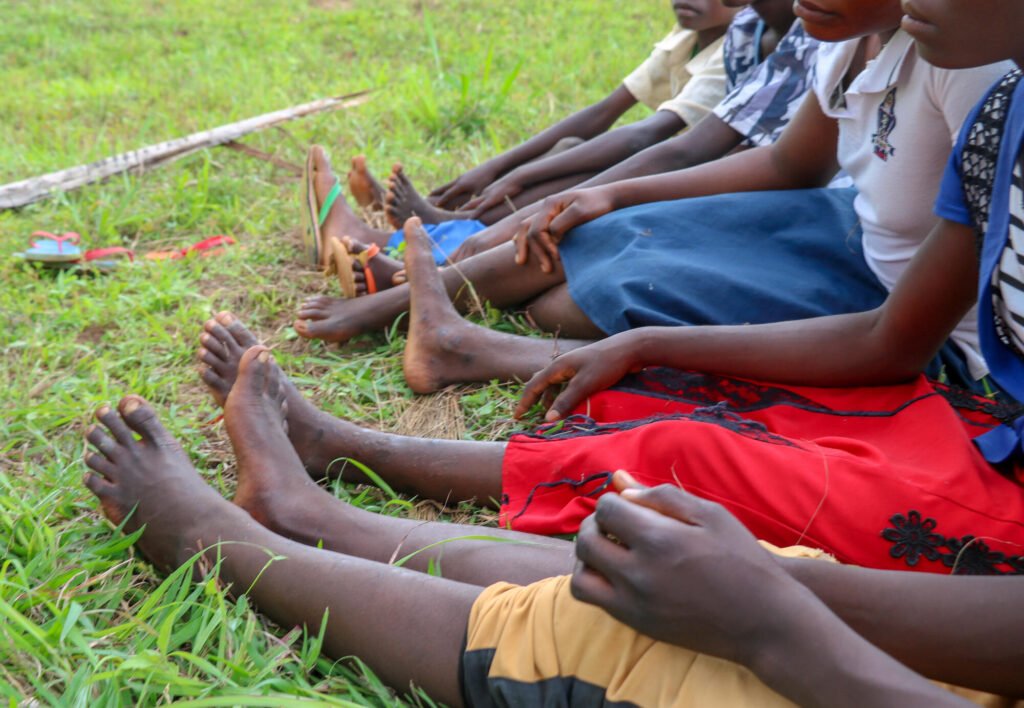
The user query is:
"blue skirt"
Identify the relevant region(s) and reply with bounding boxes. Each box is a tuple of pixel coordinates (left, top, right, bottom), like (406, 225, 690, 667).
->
(561, 188, 989, 393)
(562, 188, 886, 332)
(387, 219, 486, 265)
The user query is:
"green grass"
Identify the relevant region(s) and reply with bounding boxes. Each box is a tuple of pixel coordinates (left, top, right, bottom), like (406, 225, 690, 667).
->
(0, 0, 663, 703)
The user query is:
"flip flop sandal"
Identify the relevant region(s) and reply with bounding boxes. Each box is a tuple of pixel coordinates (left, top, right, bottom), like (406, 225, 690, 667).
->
(323, 236, 381, 298)
(143, 235, 237, 261)
(301, 146, 343, 268)
(23, 231, 82, 263)
(80, 247, 135, 273)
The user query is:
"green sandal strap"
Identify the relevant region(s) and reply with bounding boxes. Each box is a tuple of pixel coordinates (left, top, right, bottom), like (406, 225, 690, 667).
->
(318, 180, 343, 227)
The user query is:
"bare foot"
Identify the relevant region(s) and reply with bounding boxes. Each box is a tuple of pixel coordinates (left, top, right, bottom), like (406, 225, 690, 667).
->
(346, 155, 386, 211)
(402, 218, 525, 393)
(384, 165, 456, 229)
(310, 147, 391, 258)
(343, 236, 405, 295)
(292, 277, 413, 344)
(83, 396, 247, 575)
(198, 312, 356, 475)
(224, 346, 314, 527)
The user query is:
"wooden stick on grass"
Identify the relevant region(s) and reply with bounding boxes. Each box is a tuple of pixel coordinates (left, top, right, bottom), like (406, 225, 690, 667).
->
(0, 89, 374, 210)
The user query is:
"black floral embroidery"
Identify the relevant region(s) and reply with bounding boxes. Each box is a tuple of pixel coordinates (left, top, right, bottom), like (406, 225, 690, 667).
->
(882, 511, 1024, 575)
(880, 512, 943, 566)
(943, 536, 1007, 576)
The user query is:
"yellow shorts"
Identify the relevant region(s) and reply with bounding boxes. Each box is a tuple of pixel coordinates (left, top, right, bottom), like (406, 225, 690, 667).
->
(461, 544, 1016, 707)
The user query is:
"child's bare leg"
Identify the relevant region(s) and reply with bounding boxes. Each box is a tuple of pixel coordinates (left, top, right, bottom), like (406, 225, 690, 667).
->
(346, 155, 386, 211)
(310, 147, 392, 249)
(223, 346, 576, 585)
(83, 398, 475, 705)
(200, 314, 505, 500)
(294, 218, 597, 344)
(401, 214, 594, 393)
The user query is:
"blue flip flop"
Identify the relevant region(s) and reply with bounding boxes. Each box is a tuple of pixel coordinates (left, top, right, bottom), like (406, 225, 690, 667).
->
(23, 231, 83, 263)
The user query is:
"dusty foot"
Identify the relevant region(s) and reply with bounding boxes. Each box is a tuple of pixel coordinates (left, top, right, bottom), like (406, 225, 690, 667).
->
(343, 236, 405, 295)
(384, 164, 454, 229)
(83, 396, 245, 574)
(346, 155, 387, 211)
(310, 146, 390, 264)
(223, 346, 316, 530)
(293, 275, 412, 344)
(198, 311, 352, 475)
(402, 217, 514, 393)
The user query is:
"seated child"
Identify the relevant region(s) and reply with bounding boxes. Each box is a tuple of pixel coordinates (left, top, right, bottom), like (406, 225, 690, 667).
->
(304, 1, 807, 296)
(295, 0, 1009, 405)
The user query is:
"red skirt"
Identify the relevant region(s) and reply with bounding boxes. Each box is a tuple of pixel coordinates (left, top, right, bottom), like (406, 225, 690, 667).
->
(500, 368, 1024, 575)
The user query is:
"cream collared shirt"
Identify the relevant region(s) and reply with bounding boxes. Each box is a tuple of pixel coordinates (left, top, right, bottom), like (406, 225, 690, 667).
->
(622, 26, 728, 128)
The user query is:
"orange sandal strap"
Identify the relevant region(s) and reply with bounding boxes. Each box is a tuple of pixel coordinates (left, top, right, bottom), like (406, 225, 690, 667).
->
(353, 243, 381, 295)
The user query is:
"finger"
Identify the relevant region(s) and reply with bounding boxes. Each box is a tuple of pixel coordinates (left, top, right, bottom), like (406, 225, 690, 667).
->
(612, 470, 647, 493)
(592, 493, 682, 550)
(569, 563, 619, 610)
(515, 363, 578, 418)
(514, 225, 530, 266)
(546, 374, 599, 422)
(533, 240, 554, 274)
(575, 514, 632, 573)
(539, 233, 561, 268)
(620, 484, 716, 527)
(548, 203, 585, 237)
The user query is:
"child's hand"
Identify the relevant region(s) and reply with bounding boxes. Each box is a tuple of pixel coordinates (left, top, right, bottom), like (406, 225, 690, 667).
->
(571, 483, 804, 664)
(463, 174, 525, 216)
(430, 164, 501, 209)
(514, 332, 643, 420)
(512, 187, 617, 272)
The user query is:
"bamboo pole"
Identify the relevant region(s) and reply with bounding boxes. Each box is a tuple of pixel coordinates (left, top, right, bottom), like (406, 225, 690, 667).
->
(0, 89, 373, 210)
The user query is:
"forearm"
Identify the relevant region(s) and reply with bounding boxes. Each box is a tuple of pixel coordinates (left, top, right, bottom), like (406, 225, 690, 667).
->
(621, 311, 924, 389)
(508, 111, 685, 189)
(783, 560, 1024, 696)
(749, 590, 972, 708)
(606, 144, 826, 210)
(486, 85, 637, 178)
(579, 116, 746, 187)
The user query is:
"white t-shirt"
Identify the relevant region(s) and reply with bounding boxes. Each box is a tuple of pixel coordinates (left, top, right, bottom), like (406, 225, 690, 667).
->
(622, 26, 728, 127)
(814, 31, 1011, 379)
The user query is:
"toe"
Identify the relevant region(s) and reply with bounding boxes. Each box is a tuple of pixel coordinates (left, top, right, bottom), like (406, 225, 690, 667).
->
(119, 396, 171, 446)
(237, 346, 270, 393)
(96, 405, 135, 447)
(84, 450, 117, 480)
(87, 424, 121, 461)
(200, 365, 230, 398)
(83, 470, 115, 498)
(199, 334, 227, 360)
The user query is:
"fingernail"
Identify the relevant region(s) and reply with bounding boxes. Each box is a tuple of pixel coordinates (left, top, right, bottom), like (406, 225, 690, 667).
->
(621, 489, 641, 499)
(123, 399, 140, 414)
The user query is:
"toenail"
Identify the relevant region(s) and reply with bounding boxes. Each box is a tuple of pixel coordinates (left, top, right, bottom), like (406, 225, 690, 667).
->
(96, 405, 111, 418)
(123, 399, 140, 414)
(218, 312, 235, 324)
(257, 351, 271, 363)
